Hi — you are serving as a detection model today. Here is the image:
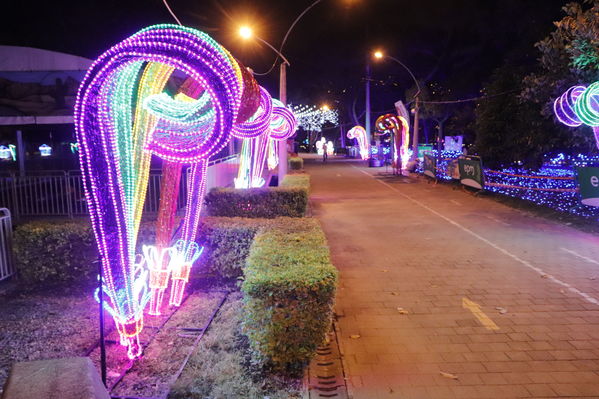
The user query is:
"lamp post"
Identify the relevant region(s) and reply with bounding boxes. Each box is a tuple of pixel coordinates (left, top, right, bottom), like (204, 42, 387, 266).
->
(365, 61, 372, 147)
(238, 27, 291, 183)
(238, 0, 330, 184)
(373, 51, 421, 160)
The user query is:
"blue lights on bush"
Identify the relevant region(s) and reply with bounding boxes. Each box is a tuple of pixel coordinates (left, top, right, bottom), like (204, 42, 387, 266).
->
(418, 152, 599, 220)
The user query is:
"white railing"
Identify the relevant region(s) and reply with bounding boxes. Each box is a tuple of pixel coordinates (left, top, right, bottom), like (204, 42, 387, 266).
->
(0, 208, 15, 281)
(0, 155, 239, 220)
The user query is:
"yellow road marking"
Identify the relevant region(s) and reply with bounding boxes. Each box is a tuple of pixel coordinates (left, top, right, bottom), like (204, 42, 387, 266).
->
(462, 297, 499, 331)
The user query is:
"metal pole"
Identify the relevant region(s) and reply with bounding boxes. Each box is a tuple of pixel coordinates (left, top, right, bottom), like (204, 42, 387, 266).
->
(278, 62, 288, 185)
(365, 62, 371, 146)
(413, 96, 420, 157)
(16, 130, 25, 177)
(98, 257, 107, 386)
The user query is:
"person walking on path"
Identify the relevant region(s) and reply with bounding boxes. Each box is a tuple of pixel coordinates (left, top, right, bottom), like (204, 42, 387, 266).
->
(322, 141, 328, 162)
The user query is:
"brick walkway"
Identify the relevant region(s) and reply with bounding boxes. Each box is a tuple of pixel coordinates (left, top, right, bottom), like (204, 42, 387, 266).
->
(306, 157, 599, 399)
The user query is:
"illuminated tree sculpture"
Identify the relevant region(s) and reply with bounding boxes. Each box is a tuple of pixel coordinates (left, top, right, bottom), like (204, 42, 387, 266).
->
(74, 24, 259, 358)
(554, 83, 599, 147)
(375, 114, 411, 173)
(347, 125, 370, 160)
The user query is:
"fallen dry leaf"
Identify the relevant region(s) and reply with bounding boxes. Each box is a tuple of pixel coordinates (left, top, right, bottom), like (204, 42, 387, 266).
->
(397, 307, 409, 315)
(439, 371, 459, 380)
(390, 292, 399, 296)
(349, 334, 361, 339)
(495, 307, 507, 314)
(541, 274, 548, 279)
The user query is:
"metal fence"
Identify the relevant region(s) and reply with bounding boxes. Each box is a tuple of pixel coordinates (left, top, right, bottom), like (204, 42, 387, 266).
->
(0, 154, 238, 220)
(0, 208, 15, 281)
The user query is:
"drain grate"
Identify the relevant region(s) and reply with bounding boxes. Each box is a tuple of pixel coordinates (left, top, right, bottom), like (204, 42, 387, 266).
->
(306, 325, 349, 399)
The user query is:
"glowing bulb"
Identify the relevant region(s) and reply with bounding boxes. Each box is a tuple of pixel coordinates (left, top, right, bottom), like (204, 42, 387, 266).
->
(239, 26, 253, 39)
(374, 50, 383, 59)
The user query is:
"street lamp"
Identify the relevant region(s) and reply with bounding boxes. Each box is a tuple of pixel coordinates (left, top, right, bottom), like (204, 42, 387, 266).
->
(238, 25, 292, 183)
(373, 50, 421, 161)
(237, 0, 327, 184)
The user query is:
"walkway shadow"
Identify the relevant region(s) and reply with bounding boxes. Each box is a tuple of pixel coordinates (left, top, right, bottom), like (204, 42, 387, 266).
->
(371, 173, 416, 184)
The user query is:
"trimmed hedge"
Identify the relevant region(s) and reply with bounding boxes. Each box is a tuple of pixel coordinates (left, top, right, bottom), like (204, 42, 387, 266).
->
(196, 218, 260, 279)
(288, 156, 304, 171)
(13, 221, 98, 287)
(13, 220, 155, 287)
(241, 217, 338, 369)
(204, 175, 310, 218)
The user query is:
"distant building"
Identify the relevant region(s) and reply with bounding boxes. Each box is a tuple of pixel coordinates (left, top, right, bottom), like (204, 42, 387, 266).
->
(0, 46, 92, 172)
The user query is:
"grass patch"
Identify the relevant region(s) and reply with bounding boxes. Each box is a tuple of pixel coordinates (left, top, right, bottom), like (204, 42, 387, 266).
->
(168, 292, 302, 399)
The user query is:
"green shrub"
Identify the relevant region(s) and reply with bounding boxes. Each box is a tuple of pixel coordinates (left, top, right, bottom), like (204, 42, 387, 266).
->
(288, 157, 304, 171)
(196, 218, 260, 279)
(204, 175, 310, 218)
(241, 217, 338, 369)
(13, 221, 98, 287)
(280, 174, 310, 193)
(14, 220, 155, 288)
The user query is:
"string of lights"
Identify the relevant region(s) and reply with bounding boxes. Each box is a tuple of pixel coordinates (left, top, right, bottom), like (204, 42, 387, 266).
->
(289, 104, 338, 132)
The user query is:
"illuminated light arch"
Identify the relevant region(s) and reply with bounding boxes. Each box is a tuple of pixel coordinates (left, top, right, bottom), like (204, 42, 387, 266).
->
(74, 24, 257, 358)
(347, 125, 370, 160)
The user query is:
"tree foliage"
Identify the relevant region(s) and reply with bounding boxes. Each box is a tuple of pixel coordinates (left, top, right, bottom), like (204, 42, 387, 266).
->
(475, 0, 599, 168)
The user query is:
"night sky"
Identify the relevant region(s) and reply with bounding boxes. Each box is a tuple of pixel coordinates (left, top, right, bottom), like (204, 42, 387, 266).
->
(2, 0, 571, 127)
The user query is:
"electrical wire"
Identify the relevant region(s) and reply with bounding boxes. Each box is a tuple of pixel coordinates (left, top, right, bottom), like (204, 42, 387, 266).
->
(418, 89, 519, 104)
(162, 0, 183, 26)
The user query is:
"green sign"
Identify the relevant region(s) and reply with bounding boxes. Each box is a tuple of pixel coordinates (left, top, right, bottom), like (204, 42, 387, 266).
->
(423, 153, 436, 178)
(458, 156, 484, 189)
(577, 167, 599, 206)
(417, 144, 433, 159)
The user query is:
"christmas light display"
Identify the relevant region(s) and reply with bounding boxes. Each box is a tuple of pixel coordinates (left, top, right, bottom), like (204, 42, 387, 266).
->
(235, 95, 297, 188)
(234, 87, 273, 189)
(554, 83, 599, 147)
(0, 145, 13, 160)
(75, 24, 259, 358)
(416, 151, 599, 219)
(316, 137, 325, 155)
(39, 144, 52, 157)
(289, 104, 338, 132)
(347, 126, 369, 160)
(375, 114, 410, 172)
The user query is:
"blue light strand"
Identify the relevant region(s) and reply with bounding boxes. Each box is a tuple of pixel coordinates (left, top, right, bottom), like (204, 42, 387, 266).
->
(417, 152, 599, 220)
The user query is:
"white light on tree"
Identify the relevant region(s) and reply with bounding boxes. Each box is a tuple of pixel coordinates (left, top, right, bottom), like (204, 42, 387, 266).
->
(289, 104, 338, 132)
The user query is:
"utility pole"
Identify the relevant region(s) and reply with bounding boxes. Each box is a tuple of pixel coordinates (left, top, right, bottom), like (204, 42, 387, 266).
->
(278, 63, 288, 184)
(365, 62, 371, 146)
(413, 96, 420, 158)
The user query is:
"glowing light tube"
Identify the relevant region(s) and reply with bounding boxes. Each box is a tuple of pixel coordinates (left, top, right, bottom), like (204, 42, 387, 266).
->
(75, 24, 246, 358)
(347, 126, 369, 160)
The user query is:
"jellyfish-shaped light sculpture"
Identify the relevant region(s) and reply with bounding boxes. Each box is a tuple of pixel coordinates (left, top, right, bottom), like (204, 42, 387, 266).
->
(375, 113, 410, 173)
(234, 87, 274, 189)
(554, 83, 599, 148)
(234, 93, 297, 188)
(74, 24, 258, 358)
(347, 126, 369, 160)
(267, 99, 297, 170)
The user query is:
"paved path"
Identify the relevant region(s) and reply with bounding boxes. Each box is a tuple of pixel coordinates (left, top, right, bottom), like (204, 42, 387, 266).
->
(307, 157, 599, 399)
